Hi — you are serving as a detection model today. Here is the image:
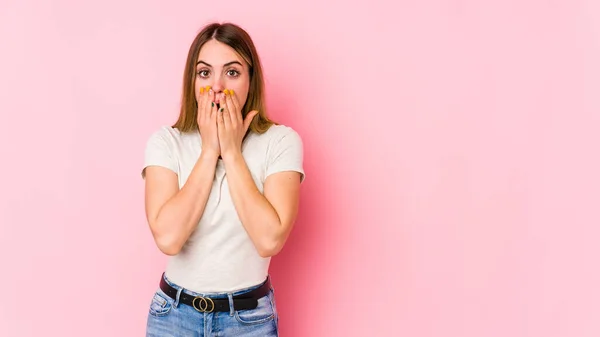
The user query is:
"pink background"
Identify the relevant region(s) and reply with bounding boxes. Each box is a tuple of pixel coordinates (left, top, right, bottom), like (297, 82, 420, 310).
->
(1, 0, 600, 336)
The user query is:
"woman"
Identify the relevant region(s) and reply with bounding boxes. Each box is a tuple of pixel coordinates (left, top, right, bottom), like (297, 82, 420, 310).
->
(142, 22, 304, 336)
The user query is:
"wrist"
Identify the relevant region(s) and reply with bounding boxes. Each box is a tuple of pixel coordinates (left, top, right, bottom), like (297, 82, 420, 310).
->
(221, 149, 243, 165)
(200, 148, 220, 161)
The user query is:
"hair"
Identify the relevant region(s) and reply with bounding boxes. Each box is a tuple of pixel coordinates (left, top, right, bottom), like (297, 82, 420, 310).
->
(172, 22, 276, 134)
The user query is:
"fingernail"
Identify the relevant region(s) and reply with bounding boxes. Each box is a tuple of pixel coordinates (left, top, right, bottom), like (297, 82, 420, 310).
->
(219, 107, 224, 112)
(200, 87, 204, 94)
(211, 102, 214, 107)
(230, 89, 234, 95)
(224, 89, 229, 95)
(206, 86, 211, 91)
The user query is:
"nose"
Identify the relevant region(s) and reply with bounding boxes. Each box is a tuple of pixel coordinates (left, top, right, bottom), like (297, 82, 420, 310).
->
(210, 75, 225, 95)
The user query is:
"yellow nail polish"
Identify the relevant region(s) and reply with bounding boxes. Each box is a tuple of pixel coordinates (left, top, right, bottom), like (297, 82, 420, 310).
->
(206, 86, 211, 92)
(200, 87, 204, 94)
(230, 89, 234, 95)
(224, 89, 229, 95)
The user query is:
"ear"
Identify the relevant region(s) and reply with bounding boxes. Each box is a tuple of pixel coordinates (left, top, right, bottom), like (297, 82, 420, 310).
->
(244, 110, 259, 130)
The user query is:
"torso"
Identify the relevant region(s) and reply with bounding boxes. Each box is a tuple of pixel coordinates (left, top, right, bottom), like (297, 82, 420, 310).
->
(154, 124, 294, 293)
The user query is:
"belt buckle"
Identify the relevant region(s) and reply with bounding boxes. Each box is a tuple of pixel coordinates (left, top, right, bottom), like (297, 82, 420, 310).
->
(192, 296, 215, 313)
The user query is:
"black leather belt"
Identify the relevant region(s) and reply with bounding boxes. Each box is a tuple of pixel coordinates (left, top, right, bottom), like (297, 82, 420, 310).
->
(159, 273, 271, 313)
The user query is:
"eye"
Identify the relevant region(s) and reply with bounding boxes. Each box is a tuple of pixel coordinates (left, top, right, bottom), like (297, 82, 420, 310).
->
(196, 69, 210, 78)
(227, 69, 240, 77)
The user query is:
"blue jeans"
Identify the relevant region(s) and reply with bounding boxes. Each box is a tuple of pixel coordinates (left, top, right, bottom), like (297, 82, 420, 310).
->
(146, 274, 279, 336)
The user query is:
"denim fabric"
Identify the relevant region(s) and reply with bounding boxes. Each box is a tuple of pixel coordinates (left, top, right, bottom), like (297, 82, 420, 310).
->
(146, 274, 279, 336)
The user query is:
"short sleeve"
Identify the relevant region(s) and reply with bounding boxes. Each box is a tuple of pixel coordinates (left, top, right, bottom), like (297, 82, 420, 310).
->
(265, 127, 305, 183)
(141, 127, 178, 179)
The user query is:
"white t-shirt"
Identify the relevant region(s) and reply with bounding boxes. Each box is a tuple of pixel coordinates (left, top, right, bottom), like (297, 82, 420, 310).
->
(142, 124, 305, 293)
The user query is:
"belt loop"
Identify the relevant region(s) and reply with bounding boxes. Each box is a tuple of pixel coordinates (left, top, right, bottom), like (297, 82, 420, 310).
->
(174, 287, 183, 308)
(227, 293, 234, 316)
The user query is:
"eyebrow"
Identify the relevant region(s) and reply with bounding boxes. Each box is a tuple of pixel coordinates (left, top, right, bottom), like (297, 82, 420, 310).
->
(196, 60, 243, 67)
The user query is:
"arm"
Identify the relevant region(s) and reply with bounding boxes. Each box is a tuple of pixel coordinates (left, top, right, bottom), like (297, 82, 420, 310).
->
(144, 149, 219, 255)
(222, 152, 302, 258)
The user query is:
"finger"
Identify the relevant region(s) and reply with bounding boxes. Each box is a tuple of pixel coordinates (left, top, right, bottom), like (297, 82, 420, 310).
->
(224, 90, 241, 127)
(228, 89, 241, 120)
(210, 90, 218, 119)
(203, 86, 212, 117)
(217, 105, 224, 130)
(206, 87, 214, 118)
(197, 86, 205, 115)
(220, 104, 231, 130)
(198, 85, 210, 120)
(244, 110, 259, 131)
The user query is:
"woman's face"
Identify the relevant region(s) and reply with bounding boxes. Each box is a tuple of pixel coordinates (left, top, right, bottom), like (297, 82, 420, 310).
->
(195, 39, 251, 109)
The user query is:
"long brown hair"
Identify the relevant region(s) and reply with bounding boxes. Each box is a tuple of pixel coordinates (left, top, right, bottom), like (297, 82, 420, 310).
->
(172, 22, 276, 134)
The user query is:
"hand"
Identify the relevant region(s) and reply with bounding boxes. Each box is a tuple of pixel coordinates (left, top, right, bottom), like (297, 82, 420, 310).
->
(197, 86, 220, 157)
(217, 89, 259, 161)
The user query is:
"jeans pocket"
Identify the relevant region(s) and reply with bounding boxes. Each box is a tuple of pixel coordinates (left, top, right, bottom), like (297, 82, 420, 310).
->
(234, 293, 275, 325)
(269, 289, 279, 329)
(148, 289, 173, 317)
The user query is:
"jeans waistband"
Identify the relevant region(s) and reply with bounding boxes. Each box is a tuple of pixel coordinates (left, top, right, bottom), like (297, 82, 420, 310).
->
(161, 273, 270, 299)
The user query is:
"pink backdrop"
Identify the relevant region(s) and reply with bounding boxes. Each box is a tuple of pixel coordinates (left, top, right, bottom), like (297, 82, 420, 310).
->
(1, 0, 600, 336)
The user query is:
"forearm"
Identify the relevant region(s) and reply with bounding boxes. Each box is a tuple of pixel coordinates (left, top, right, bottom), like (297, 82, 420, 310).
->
(223, 152, 282, 257)
(153, 150, 219, 255)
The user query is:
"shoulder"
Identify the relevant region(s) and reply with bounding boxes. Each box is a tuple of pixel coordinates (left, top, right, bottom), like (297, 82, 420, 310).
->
(258, 124, 303, 145)
(258, 124, 305, 181)
(145, 125, 198, 149)
(143, 126, 184, 177)
(259, 124, 304, 160)
(144, 126, 190, 160)
(146, 125, 183, 143)
(244, 124, 304, 164)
